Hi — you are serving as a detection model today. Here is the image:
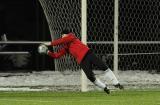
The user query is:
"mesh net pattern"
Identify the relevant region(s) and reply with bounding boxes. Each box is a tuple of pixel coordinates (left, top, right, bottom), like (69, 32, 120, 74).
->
(119, 0, 160, 71)
(39, 0, 160, 72)
(38, 0, 81, 71)
(87, 0, 114, 69)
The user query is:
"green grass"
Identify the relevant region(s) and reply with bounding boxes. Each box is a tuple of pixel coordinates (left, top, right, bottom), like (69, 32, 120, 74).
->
(0, 90, 160, 105)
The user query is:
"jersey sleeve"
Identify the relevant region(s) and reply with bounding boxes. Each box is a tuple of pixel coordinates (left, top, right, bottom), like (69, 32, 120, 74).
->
(48, 47, 67, 59)
(50, 33, 76, 46)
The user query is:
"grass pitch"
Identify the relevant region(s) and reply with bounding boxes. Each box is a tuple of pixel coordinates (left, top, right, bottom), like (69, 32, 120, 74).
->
(0, 90, 160, 105)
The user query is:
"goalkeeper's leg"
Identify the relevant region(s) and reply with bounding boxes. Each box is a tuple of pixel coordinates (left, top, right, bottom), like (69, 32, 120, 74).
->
(88, 51, 124, 89)
(80, 57, 110, 94)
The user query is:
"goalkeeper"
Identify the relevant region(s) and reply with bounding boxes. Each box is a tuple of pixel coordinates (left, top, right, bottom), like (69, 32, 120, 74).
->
(38, 29, 124, 94)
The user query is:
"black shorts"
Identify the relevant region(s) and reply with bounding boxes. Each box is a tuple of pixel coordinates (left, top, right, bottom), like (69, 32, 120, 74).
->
(79, 50, 108, 82)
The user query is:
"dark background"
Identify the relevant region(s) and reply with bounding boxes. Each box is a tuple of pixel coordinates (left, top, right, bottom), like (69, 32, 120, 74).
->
(0, 0, 53, 72)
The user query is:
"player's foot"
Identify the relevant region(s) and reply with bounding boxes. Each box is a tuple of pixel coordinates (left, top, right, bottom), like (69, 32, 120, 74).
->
(114, 83, 124, 90)
(104, 87, 110, 94)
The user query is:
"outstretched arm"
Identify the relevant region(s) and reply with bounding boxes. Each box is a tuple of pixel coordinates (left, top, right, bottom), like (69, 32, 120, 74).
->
(47, 47, 67, 59)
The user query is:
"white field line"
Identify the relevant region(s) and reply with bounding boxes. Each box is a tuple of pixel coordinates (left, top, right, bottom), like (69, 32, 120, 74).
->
(0, 99, 56, 103)
(0, 98, 159, 103)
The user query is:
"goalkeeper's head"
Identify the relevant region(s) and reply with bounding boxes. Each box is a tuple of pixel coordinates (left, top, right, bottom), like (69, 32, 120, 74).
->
(61, 29, 71, 38)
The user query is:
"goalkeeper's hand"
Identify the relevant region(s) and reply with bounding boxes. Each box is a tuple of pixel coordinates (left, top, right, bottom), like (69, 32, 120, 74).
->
(38, 44, 49, 55)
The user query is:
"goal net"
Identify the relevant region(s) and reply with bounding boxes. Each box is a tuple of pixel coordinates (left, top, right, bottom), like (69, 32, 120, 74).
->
(118, 0, 160, 72)
(38, 0, 81, 71)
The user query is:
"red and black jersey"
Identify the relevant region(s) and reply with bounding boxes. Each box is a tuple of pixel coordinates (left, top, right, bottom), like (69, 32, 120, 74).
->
(48, 33, 89, 64)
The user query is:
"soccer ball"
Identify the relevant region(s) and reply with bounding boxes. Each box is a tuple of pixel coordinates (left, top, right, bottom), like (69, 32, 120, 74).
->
(38, 44, 48, 54)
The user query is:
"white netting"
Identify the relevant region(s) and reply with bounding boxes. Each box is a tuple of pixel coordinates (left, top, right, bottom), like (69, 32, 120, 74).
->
(87, 0, 160, 72)
(38, 0, 81, 71)
(13, 0, 160, 91)
(118, 0, 160, 72)
(87, 0, 114, 70)
(39, 0, 160, 73)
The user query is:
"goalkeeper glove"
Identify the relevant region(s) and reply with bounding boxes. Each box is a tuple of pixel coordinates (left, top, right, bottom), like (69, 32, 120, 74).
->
(38, 44, 49, 54)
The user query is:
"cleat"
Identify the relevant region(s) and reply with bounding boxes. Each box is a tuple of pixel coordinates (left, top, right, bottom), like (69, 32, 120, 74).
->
(104, 87, 110, 94)
(114, 83, 124, 90)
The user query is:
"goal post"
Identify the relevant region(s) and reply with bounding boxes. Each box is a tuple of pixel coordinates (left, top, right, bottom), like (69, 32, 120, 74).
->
(113, 0, 119, 76)
(81, 0, 88, 92)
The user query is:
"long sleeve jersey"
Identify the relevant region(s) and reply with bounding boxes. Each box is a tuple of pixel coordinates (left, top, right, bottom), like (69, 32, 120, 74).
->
(48, 33, 89, 64)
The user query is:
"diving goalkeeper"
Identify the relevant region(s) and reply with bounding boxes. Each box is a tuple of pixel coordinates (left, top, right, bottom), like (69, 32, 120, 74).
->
(38, 29, 124, 94)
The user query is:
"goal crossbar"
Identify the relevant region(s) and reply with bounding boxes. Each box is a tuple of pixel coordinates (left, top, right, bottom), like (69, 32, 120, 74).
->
(0, 52, 30, 55)
(0, 41, 50, 44)
(88, 41, 160, 44)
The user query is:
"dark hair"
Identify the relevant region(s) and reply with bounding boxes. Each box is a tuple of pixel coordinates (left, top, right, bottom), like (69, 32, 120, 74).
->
(61, 29, 71, 34)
